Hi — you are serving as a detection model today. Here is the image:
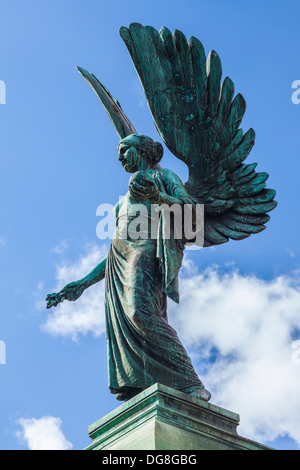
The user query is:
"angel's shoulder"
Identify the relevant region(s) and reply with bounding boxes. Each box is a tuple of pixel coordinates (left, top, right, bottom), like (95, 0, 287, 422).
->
(154, 168, 184, 186)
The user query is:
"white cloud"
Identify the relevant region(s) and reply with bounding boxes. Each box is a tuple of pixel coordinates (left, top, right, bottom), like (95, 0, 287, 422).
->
(51, 240, 69, 254)
(42, 244, 107, 341)
(169, 259, 300, 446)
(16, 416, 73, 450)
(42, 244, 300, 446)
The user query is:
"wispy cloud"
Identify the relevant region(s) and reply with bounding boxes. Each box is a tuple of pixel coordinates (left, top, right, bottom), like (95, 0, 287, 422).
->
(16, 416, 73, 450)
(42, 244, 300, 446)
(51, 240, 69, 255)
(42, 244, 107, 341)
(286, 248, 295, 259)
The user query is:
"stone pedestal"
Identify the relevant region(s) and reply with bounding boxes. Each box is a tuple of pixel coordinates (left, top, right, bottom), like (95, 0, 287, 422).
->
(85, 383, 273, 451)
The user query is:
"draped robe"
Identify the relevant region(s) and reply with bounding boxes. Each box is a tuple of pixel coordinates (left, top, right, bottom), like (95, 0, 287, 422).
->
(104, 168, 204, 397)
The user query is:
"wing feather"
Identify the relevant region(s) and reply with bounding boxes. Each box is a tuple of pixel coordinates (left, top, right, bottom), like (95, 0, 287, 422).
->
(188, 36, 207, 124)
(120, 24, 277, 246)
(206, 50, 222, 120)
(216, 77, 235, 130)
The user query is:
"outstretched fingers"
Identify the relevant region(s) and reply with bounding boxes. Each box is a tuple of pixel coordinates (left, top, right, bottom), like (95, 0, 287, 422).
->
(45, 292, 64, 309)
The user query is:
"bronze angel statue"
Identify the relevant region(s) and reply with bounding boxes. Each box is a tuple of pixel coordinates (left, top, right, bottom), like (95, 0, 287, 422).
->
(46, 24, 277, 402)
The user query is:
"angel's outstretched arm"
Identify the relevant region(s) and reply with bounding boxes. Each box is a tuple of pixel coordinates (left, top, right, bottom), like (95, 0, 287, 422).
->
(46, 256, 107, 309)
(80, 255, 107, 287)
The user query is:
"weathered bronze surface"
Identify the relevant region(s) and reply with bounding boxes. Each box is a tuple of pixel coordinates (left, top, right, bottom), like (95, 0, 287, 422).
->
(46, 24, 277, 403)
(85, 384, 274, 450)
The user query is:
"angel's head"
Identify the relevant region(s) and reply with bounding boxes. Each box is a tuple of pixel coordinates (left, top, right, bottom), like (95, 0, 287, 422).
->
(117, 134, 163, 173)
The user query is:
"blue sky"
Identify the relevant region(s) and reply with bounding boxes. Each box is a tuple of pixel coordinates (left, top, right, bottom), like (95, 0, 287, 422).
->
(0, 0, 300, 450)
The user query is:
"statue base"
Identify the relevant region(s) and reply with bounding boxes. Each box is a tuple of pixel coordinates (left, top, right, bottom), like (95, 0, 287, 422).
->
(85, 383, 273, 451)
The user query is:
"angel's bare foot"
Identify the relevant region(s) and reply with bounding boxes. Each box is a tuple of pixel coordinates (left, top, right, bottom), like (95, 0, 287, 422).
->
(188, 387, 211, 402)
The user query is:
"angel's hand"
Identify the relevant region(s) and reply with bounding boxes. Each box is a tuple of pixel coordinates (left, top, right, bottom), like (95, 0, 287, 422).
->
(129, 171, 160, 202)
(46, 281, 86, 309)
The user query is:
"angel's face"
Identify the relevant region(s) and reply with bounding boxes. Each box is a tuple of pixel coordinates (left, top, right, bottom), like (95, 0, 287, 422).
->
(118, 135, 146, 173)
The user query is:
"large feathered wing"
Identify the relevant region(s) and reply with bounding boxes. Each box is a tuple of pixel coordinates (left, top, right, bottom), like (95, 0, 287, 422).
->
(120, 23, 277, 247)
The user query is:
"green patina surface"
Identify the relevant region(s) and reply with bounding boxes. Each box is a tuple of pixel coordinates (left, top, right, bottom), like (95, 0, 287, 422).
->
(46, 24, 277, 405)
(85, 384, 274, 451)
